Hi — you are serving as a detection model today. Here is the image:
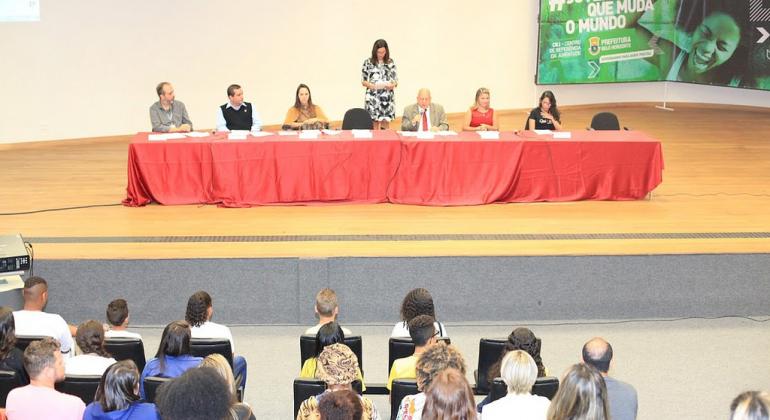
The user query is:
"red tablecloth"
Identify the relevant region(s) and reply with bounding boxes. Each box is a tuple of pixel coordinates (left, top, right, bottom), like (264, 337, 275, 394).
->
(124, 130, 663, 207)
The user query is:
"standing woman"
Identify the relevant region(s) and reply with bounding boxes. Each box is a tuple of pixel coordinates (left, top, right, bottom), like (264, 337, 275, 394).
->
(463, 88, 498, 131)
(284, 84, 329, 130)
(528, 91, 562, 131)
(361, 39, 398, 130)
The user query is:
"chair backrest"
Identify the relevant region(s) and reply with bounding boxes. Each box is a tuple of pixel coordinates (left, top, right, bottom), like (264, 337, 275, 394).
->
(341, 108, 374, 130)
(490, 376, 560, 402)
(388, 337, 450, 376)
(190, 338, 233, 368)
(104, 338, 146, 372)
(590, 112, 621, 130)
(0, 370, 22, 408)
(143, 376, 171, 404)
(299, 335, 364, 375)
(14, 335, 48, 352)
(390, 379, 419, 420)
(524, 115, 531, 130)
(476, 338, 508, 394)
(55, 375, 101, 404)
(293, 378, 326, 417)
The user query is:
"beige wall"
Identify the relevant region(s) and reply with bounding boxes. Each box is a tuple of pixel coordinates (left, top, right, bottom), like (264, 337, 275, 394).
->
(1, 0, 768, 143)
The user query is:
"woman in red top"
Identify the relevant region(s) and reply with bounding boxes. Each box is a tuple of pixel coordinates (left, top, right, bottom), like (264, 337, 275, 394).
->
(463, 87, 498, 131)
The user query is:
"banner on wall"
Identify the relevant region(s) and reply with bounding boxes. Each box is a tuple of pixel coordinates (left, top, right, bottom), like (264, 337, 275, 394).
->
(537, 0, 770, 90)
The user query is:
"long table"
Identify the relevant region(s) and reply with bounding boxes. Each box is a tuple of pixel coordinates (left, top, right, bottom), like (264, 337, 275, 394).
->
(123, 130, 663, 207)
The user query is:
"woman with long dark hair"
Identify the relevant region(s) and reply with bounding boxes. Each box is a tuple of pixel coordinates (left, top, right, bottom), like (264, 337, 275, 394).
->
(361, 39, 398, 130)
(139, 320, 202, 399)
(0, 306, 29, 385)
(65, 319, 116, 376)
(83, 360, 159, 419)
(528, 91, 562, 131)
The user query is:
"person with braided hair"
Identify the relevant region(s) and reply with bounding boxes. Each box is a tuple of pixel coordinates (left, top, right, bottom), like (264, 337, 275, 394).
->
(65, 319, 116, 376)
(391, 288, 448, 338)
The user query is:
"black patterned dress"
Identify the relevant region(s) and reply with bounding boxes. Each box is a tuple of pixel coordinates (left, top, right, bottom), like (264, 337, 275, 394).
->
(361, 59, 398, 121)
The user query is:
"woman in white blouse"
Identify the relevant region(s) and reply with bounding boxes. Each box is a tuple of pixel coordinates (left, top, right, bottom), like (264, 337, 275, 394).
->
(65, 320, 116, 376)
(482, 350, 550, 420)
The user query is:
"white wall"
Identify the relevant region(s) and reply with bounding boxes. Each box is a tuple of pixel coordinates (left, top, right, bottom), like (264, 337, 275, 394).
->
(0, 0, 768, 143)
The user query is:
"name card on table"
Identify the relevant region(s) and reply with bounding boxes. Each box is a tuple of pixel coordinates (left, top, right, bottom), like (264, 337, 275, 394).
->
(352, 129, 373, 139)
(416, 131, 434, 139)
(533, 129, 553, 135)
(278, 131, 298, 136)
(299, 130, 321, 139)
(553, 131, 572, 139)
(148, 133, 186, 141)
(322, 129, 341, 136)
(477, 131, 500, 140)
(250, 131, 273, 137)
(228, 132, 248, 140)
(435, 131, 457, 136)
(185, 132, 210, 138)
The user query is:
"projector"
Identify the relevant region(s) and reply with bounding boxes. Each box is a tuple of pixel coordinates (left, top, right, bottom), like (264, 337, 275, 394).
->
(0, 234, 30, 274)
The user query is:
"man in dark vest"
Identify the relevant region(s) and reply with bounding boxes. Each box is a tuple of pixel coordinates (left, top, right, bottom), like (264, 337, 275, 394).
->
(216, 84, 262, 132)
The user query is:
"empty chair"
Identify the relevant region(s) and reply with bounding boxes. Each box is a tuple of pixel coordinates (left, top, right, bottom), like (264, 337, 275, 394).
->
(293, 378, 326, 417)
(13, 335, 47, 352)
(388, 337, 450, 376)
(341, 108, 374, 130)
(0, 370, 21, 408)
(55, 374, 101, 404)
(190, 337, 233, 368)
(299, 335, 364, 374)
(390, 379, 419, 420)
(143, 376, 170, 404)
(590, 112, 628, 130)
(489, 376, 560, 402)
(104, 337, 147, 372)
(475, 338, 508, 394)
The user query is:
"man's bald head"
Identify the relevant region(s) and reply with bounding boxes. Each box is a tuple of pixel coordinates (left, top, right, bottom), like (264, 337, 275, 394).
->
(582, 337, 613, 373)
(417, 88, 432, 109)
(23, 276, 48, 307)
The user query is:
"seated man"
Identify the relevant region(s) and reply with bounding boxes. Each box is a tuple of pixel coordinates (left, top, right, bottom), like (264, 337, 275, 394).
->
(185, 291, 247, 389)
(582, 337, 638, 420)
(13, 276, 75, 357)
(400, 88, 449, 132)
(387, 314, 437, 391)
(216, 84, 262, 132)
(105, 298, 142, 339)
(305, 288, 352, 335)
(5, 337, 85, 420)
(149, 81, 193, 132)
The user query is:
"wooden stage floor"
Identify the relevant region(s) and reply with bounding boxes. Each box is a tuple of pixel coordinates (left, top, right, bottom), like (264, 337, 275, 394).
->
(1, 103, 769, 260)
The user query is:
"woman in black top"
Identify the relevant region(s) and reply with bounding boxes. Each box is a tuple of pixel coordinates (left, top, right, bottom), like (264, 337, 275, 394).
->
(528, 90, 562, 131)
(0, 306, 30, 385)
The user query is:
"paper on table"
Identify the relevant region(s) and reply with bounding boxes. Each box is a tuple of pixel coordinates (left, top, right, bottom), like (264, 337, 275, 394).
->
(553, 131, 572, 139)
(416, 131, 435, 139)
(434, 131, 457, 136)
(399, 131, 418, 137)
(352, 129, 372, 139)
(533, 129, 553, 135)
(228, 133, 247, 140)
(278, 131, 298, 136)
(249, 131, 273, 137)
(322, 129, 341, 136)
(148, 134, 167, 141)
(148, 133, 186, 141)
(477, 131, 500, 140)
(299, 130, 321, 139)
(185, 131, 210, 138)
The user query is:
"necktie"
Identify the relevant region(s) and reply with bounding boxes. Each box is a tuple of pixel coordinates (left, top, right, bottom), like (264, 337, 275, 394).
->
(421, 109, 428, 131)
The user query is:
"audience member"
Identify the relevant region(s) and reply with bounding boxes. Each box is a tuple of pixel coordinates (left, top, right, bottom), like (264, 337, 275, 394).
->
(65, 319, 117, 376)
(392, 288, 447, 338)
(296, 343, 380, 420)
(284, 84, 329, 130)
(421, 368, 477, 420)
(155, 366, 231, 420)
(5, 337, 85, 420)
(547, 363, 609, 420)
(306, 288, 352, 335)
(149, 82, 192, 133)
(401, 89, 449, 132)
(301, 321, 365, 391)
(481, 350, 550, 420)
(731, 391, 770, 420)
(387, 315, 437, 391)
(82, 360, 159, 420)
(13, 276, 75, 357)
(462, 87, 498, 131)
(396, 342, 467, 420)
(105, 298, 142, 339)
(319, 389, 364, 420)
(139, 321, 202, 398)
(0, 307, 29, 385)
(185, 290, 247, 389)
(216, 84, 262, 132)
(200, 354, 255, 420)
(582, 337, 638, 420)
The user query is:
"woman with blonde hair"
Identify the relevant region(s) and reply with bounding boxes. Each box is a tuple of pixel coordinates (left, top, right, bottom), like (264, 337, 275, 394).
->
(731, 391, 770, 420)
(547, 364, 609, 420)
(422, 368, 477, 420)
(200, 354, 255, 420)
(481, 350, 549, 419)
(462, 88, 498, 132)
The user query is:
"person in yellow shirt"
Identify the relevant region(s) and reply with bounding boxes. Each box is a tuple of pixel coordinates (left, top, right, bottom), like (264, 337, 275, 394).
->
(387, 315, 438, 391)
(300, 321, 365, 391)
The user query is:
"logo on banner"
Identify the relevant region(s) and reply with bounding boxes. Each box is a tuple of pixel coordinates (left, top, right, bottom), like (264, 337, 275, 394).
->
(588, 37, 601, 56)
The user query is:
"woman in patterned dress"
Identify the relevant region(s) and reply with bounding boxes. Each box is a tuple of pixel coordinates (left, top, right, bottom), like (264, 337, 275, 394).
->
(361, 39, 398, 130)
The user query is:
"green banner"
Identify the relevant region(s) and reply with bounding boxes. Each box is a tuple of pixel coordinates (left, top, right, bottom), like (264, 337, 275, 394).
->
(537, 0, 770, 90)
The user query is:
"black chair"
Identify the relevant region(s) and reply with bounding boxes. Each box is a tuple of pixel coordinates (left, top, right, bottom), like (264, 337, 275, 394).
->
(390, 379, 419, 420)
(55, 375, 101, 404)
(190, 338, 233, 368)
(143, 376, 171, 404)
(299, 335, 364, 375)
(489, 376, 560, 403)
(388, 337, 450, 376)
(474, 338, 508, 395)
(0, 370, 21, 408)
(524, 115, 531, 130)
(589, 112, 628, 130)
(105, 337, 146, 372)
(14, 335, 48, 352)
(293, 378, 364, 417)
(341, 108, 373, 130)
